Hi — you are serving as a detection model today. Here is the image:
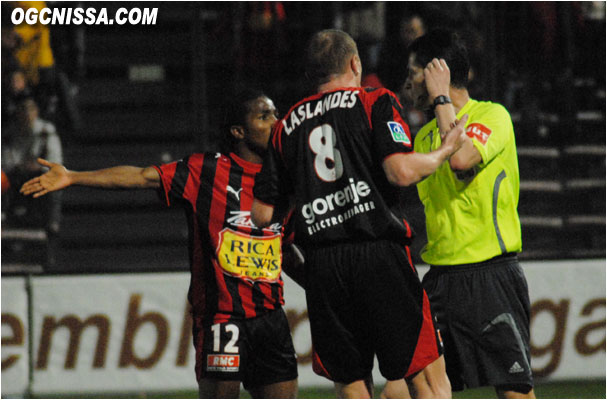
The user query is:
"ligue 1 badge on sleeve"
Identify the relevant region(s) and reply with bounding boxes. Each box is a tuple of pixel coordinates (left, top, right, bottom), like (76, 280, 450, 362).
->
(387, 121, 411, 145)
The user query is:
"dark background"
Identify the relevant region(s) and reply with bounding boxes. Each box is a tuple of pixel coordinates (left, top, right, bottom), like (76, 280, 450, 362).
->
(2, 2, 605, 274)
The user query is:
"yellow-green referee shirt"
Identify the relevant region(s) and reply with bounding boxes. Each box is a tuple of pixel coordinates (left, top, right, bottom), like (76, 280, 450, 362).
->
(415, 99, 522, 265)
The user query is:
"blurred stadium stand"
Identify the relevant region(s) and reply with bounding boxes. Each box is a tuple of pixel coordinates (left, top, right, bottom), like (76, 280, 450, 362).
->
(1, 2, 605, 275)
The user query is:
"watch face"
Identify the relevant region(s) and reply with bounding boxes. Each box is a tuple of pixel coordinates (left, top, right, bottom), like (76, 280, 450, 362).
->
(432, 96, 451, 110)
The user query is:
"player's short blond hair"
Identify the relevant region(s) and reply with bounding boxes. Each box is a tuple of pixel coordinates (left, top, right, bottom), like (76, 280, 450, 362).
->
(305, 29, 358, 87)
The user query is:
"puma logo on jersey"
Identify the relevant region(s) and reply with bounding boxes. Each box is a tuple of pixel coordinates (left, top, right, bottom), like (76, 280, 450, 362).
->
(227, 185, 242, 200)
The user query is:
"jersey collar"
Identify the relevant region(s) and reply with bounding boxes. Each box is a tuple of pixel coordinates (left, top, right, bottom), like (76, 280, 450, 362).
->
(229, 152, 262, 173)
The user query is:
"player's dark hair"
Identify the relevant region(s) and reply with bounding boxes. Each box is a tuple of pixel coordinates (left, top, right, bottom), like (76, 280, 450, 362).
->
(220, 88, 267, 153)
(305, 29, 358, 87)
(408, 28, 470, 89)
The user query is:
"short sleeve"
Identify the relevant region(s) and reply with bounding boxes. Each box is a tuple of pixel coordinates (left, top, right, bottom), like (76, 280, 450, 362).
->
(154, 154, 203, 208)
(369, 90, 414, 161)
(465, 104, 513, 166)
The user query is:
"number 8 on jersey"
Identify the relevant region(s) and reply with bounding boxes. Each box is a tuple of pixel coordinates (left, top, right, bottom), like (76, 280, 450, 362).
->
(309, 124, 343, 182)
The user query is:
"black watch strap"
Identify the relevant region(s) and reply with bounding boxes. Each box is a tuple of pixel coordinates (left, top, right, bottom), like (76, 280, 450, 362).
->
(431, 95, 452, 110)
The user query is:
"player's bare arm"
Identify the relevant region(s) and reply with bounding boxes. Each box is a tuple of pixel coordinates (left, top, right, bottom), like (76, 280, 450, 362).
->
(251, 198, 274, 229)
(281, 244, 306, 289)
(20, 158, 161, 198)
(382, 114, 469, 187)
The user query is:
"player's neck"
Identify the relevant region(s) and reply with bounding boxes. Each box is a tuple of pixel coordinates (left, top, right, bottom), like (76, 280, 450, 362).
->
(318, 74, 360, 93)
(234, 142, 263, 164)
(449, 87, 470, 114)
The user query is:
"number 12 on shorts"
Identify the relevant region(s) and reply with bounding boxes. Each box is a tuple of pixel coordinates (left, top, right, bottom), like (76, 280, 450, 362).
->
(211, 323, 240, 353)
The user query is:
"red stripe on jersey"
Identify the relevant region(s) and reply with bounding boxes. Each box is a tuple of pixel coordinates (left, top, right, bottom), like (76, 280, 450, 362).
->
(183, 153, 204, 212)
(153, 163, 177, 207)
(239, 284, 256, 319)
(405, 291, 440, 377)
(360, 88, 386, 129)
(272, 121, 285, 158)
(209, 157, 233, 316)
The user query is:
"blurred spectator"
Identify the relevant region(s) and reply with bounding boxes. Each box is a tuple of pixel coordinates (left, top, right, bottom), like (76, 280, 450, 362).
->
(235, 2, 288, 95)
(6, 1, 58, 120)
(4, 1, 81, 133)
(377, 6, 434, 135)
(378, 6, 430, 93)
(334, 3, 386, 88)
(2, 97, 63, 267)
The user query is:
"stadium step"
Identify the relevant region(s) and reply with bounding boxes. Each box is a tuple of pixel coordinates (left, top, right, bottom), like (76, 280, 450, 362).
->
(78, 80, 191, 108)
(78, 107, 195, 142)
(54, 243, 189, 273)
(517, 146, 561, 180)
(63, 142, 195, 171)
(59, 208, 187, 246)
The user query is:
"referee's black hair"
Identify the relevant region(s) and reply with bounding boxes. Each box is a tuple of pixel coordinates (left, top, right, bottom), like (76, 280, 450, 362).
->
(408, 28, 470, 89)
(220, 88, 267, 153)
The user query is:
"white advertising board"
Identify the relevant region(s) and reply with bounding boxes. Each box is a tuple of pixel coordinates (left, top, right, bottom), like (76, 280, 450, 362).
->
(1, 277, 29, 397)
(1, 259, 605, 396)
(29, 273, 196, 394)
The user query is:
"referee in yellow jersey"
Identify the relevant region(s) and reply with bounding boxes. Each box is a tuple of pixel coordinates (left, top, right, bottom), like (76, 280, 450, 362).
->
(402, 29, 535, 399)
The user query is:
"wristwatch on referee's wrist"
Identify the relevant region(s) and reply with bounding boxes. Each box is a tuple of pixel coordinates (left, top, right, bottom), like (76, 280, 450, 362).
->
(431, 95, 452, 110)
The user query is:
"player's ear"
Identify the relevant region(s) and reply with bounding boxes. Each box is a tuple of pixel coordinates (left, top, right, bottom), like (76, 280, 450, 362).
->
(230, 125, 245, 140)
(351, 54, 362, 76)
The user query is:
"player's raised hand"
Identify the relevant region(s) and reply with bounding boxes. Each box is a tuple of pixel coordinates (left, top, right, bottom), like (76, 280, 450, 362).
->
(441, 114, 469, 156)
(20, 158, 72, 198)
(424, 58, 450, 100)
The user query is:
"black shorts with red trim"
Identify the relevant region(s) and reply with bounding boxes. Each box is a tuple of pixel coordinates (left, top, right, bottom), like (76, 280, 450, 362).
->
(304, 240, 443, 383)
(193, 307, 298, 390)
(422, 254, 533, 392)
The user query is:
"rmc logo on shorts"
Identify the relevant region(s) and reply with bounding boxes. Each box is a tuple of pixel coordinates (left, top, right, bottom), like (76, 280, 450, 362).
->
(207, 355, 240, 372)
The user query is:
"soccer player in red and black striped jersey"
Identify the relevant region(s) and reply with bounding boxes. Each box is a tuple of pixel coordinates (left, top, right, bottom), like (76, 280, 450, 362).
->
(20, 89, 299, 398)
(251, 30, 468, 399)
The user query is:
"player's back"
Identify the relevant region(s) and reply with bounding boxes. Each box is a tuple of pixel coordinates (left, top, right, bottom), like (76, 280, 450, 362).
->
(270, 87, 414, 247)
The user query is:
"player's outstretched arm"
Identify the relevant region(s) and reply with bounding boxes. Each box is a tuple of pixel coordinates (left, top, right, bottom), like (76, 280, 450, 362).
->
(20, 158, 161, 198)
(383, 115, 469, 187)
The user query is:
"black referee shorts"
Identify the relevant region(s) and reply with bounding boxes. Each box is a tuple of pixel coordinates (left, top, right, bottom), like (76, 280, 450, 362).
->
(305, 240, 442, 384)
(422, 254, 533, 392)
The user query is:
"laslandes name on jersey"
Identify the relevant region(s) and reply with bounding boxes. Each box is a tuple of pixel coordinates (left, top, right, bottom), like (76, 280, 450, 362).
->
(387, 121, 411, 145)
(466, 122, 492, 145)
(207, 354, 240, 372)
(282, 90, 360, 135)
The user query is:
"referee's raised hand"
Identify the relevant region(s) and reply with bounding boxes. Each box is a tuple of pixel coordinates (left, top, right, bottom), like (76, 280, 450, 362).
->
(424, 58, 450, 100)
(20, 158, 71, 198)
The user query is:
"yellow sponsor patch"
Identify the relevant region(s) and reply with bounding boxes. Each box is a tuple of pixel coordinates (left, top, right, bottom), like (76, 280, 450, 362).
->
(216, 229, 282, 282)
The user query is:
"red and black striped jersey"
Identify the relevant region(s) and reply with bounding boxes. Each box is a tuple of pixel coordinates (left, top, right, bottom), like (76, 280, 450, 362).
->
(254, 87, 415, 247)
(154, 152, 291, 324)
